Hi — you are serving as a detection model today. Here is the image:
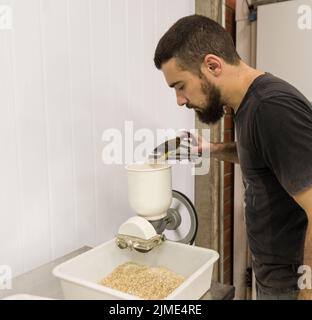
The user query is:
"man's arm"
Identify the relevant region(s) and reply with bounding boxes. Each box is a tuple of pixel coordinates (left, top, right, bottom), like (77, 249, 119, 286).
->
(210, 142, 239, 164)
(190, 133, 239, 164)
(293, 186, 312, 300)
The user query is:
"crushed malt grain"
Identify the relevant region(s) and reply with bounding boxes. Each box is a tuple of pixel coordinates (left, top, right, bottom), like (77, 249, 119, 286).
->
(100, 261, 185, 299)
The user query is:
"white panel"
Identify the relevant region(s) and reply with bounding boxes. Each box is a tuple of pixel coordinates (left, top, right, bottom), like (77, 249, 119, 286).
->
(0, 3, 24, 276)
(40, 0, 76, 258)
(107, 0, 133, 231)
(257, 0, 312, 101)
(167, 0, 193, 25)
(87, 0, 108, 245)
(126, 0, 141, 125)
(90, 0, 129, 243)
(89, 0, 111, 243)
(68, 0, 96, 248)
(155, 0, 169, 39)
(141, 0, 157, 126)
(10, 0, 51, 271)
(127, 0, 146, 127)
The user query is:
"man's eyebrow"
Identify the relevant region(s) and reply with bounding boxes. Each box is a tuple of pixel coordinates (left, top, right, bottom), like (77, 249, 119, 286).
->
(169, 81, 182, 88)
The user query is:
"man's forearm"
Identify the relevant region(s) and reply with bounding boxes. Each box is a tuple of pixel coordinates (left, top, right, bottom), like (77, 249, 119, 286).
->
(210, 142, 239, 164)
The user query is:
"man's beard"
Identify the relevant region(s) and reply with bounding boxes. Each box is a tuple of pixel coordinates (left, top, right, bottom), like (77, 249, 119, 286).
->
(187, 78, 225, 125)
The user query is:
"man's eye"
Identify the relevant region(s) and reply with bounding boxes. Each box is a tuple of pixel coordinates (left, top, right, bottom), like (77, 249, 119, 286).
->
(178, 85, 184, 91)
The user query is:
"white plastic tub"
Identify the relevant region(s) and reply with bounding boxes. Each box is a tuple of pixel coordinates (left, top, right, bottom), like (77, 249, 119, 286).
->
(2, 294, 54, 300)
(53, 239, 219, 300)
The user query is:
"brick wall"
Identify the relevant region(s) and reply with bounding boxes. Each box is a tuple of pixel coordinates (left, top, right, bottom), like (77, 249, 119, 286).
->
(223, 0, 236, 285)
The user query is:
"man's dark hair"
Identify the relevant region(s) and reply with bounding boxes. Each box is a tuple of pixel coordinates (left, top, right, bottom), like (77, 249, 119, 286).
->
(154, 14, 240, 73)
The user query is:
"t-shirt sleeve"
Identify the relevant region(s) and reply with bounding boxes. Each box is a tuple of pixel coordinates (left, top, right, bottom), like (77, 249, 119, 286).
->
(253, 96, 312, 195)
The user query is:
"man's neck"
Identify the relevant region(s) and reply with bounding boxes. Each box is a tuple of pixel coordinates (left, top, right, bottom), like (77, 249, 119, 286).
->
(224, 62, 265, 112)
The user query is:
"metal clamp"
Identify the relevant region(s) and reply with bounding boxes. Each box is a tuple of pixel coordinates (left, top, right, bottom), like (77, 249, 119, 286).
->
(115, 233, 165, 253)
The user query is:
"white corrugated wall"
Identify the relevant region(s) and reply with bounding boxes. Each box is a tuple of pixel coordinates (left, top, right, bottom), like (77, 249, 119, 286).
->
(0, 0, 195, 277)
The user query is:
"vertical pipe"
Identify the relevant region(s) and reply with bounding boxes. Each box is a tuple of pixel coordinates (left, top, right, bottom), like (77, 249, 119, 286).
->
(250, 21, 257, 68)
(250, 1, 257, 300)
(234, 0, 251, 299)
(218, 0, 226, 284)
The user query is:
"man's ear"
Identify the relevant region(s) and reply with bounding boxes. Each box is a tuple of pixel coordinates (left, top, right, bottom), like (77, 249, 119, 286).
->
(201, 54, 222, 77)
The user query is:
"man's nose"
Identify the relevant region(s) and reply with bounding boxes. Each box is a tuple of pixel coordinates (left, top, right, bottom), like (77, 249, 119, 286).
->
(176, 94, 188, 107)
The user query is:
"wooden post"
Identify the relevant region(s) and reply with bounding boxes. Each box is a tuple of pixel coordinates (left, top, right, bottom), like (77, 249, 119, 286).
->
(194, 0, 223, 282)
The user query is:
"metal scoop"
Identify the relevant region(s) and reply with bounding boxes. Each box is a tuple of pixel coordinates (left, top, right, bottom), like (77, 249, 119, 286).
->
(148, 131, 201, 162)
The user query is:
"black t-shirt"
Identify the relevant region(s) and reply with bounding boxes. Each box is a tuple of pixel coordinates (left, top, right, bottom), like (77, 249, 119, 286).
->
(234, 73, 312, 294)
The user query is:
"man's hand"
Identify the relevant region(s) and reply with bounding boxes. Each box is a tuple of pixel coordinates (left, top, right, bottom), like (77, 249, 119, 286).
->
(187, 133, 212, 158)
(178, 131, 219, 158)
(177, 131, 239, 163)
(294, 186, 312, 300)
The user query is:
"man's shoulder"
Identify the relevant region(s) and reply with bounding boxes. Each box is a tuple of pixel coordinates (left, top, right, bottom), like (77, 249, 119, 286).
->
(253, 73, 311, 108)
(235, 73, 312, 127)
